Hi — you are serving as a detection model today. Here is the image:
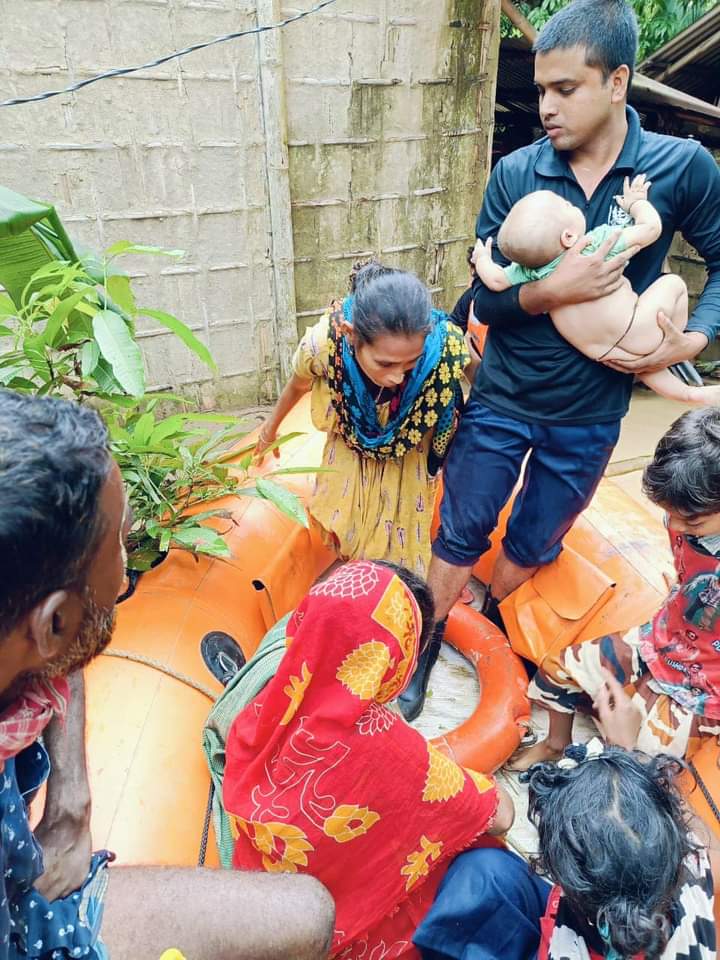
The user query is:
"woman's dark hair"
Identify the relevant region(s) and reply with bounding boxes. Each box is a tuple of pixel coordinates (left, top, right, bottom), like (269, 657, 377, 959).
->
(348, 258, 399, 294)
(0, 391, 112, 636)
(351, 265, 433, 345)
(533, 0, 638, 83)
(642, 406, 720, 516)
(374, 560, 435, 653)
(466, 246, 478, 279)
(526, 747, 696, 958)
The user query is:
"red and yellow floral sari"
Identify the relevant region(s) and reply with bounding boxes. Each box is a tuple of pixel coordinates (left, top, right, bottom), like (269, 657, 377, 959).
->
(223, 561, 499, 959)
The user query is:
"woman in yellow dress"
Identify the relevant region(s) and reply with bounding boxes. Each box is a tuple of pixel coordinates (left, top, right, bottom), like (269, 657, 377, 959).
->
(254, 263, 470, 579)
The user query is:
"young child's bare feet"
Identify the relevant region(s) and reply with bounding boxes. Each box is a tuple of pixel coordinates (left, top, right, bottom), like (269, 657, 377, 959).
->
(505, 737, 567, 772)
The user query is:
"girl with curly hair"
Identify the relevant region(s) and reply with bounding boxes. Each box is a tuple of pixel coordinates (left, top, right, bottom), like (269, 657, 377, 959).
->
(414, 743, 716, 959)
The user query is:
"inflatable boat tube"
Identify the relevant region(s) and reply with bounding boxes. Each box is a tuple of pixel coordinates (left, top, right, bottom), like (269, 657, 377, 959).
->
(75, 401, 334, 867)
(431, 603, 530, 774)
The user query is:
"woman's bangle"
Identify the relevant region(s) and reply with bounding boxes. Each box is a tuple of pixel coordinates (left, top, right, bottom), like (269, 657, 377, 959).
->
(258, 427, 274, 444)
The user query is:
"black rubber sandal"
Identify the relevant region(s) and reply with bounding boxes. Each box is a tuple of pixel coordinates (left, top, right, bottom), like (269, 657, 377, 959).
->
(200, 631, 247, 686)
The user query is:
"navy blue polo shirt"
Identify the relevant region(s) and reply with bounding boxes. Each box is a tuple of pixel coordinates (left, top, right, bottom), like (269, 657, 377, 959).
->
(472, 107, 720, 425)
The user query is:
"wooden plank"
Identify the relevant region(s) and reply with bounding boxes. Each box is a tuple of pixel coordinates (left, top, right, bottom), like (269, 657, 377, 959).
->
(256, 0, 298, 386)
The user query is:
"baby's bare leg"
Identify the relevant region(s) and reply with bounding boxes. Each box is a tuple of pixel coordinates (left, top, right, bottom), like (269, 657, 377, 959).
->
(604, 274, 688, 361)
(639, 369, 720, 405)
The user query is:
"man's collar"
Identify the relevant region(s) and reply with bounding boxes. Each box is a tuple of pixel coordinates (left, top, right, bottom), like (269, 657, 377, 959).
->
(535, 105, 642, 179)
(614, 105, 642, 170)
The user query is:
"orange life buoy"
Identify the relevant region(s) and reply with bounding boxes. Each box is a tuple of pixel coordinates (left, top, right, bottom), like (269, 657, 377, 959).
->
(431, 602, 530, 773)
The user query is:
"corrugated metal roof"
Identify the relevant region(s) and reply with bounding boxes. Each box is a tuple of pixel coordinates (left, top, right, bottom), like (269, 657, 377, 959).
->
(497, 38, 720, 125)
(639, 5, 720, 104)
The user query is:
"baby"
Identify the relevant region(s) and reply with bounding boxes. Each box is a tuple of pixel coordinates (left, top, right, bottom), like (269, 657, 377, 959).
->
(473, 175, 720, 404)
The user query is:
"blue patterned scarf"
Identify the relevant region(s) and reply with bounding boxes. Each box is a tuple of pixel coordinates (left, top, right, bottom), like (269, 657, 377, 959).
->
(326, 296, 467, 475)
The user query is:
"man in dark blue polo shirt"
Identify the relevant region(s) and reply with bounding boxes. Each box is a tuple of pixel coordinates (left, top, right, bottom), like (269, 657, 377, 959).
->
(399, 0, 720, 720)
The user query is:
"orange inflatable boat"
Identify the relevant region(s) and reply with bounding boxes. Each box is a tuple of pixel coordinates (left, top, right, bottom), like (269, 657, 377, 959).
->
(78, 396, 532, 866)
(77, 392, 720, 877)
(82, 403, 333, 866)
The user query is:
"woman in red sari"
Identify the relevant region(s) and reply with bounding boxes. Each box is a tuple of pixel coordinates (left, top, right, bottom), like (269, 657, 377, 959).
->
(223, 561, 512, 959)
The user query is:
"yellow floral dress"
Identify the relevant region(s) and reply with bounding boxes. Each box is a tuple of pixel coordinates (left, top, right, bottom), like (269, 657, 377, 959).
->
(293, 313, 468, 576)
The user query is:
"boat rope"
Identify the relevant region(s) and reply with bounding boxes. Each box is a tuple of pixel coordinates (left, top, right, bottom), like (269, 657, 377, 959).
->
(198, 783, 215, 867)
(101, 648, 218, 702)
(101, 648, 220, 864)
(687, 760, 720, 827)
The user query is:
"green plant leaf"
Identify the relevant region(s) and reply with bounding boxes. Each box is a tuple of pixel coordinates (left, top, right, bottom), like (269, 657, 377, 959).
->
(255, 477, 308, 528)
(171, 525, 231, 557)
(80, 340, 100, 377)
(92, 309, 145, 397)
(0, 294, 17, 318)
(177, 508, 233, 524)
(72, 300, 100, 318)
(0, 352, 25, 370)
(95, 390, 138, 407)
(213, 430, 305, 465)
(269, 466, 335, 475)
(106, 241, 185, 259)
(107, 275, 137, 316)
(132, 412, 155, 446)
(91, 356, 125, 395)
(0, 324, 14, 338)
(42, 287, 93, 346)
(3, 376, 38, 391)
(127, 546, 164, 572)
(141, 308, 216, 371)
(192, 428, 249, 462)
(152, 414, 238, 447)
(148, 417, 195, 445)
(65, 313, 94, 343)
(22, 335, 50, 379)
(20, 261, 71, 302)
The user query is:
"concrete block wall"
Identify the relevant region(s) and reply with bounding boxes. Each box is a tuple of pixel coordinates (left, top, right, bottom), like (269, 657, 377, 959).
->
(285, 0, 500, 332)
(0, 0, 500, 405)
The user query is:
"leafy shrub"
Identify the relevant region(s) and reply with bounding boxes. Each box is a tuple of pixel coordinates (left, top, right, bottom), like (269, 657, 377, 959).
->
(0, 243, 309, 567)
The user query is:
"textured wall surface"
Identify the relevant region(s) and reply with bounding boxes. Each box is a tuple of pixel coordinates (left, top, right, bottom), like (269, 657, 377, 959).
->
(0, 0, 500, 405)
(0, 0, 277, 406)
(285, 0, 500, 333)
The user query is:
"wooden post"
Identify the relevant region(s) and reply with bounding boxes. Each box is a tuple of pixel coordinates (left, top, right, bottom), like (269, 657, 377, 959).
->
(482, 0, 503, 188)
(501, 0, 537, 43)
(255, 0, 297, 389)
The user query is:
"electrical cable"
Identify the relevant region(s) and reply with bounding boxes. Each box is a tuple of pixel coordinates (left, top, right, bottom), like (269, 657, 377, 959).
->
(0, 0, 338, 108)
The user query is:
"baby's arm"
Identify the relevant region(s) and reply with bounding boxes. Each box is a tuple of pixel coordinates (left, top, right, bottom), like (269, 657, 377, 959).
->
(615, 174, 662, 251)
(472, 237, 512, 292)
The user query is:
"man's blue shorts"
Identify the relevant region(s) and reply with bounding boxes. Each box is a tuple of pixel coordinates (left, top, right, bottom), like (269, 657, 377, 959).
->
(433, 400, 621, 569)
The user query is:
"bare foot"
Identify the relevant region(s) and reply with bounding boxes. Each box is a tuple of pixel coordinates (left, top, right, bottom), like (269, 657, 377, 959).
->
(505, 738, 566, 772)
